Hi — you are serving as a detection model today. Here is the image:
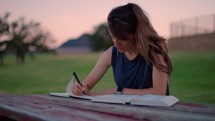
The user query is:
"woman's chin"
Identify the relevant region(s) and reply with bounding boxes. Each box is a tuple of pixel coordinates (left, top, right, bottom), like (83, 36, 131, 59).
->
(117, 48, 126, 53)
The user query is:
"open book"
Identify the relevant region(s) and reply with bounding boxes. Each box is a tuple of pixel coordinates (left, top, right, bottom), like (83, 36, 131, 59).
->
(49, 74, 179, 107)
(91, 94, 179, 107)
(49, 75, 93, 100)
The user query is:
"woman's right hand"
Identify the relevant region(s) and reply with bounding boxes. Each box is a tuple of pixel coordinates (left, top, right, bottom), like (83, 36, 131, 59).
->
(72, 82, 88, 96)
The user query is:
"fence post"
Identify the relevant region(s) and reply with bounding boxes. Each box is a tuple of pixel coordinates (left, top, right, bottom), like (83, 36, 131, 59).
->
(181, 21, 184, 37)
(170, 23, 174, 38)
(214, 14, 215, 32)
(195, 17, 198, 35)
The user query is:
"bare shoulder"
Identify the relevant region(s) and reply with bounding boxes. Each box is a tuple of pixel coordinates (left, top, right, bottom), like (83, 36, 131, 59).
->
(102, 46, 113, 57)
(99, 46, 113, 66)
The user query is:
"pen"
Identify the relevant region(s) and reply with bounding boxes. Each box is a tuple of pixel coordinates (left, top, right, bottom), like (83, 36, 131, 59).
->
(73, 72, 86, 95)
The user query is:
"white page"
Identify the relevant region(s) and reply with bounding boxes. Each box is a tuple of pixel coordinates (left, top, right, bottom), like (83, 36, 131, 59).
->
(91, 94, 137, 104)
(91, 94, 179, 107)
(129, 94, 179, 107)
(50, 75, 94, 100)
(66, 76, 75, 94)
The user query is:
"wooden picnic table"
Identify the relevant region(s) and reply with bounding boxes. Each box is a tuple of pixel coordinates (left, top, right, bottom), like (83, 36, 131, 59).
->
(0, 93, 214, 121)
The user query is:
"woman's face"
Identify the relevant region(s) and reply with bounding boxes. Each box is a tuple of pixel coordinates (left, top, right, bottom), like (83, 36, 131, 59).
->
(110, 33, 135, 53)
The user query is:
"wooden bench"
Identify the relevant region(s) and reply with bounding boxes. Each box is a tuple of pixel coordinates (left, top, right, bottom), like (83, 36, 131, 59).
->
(0, 94, 214, 121)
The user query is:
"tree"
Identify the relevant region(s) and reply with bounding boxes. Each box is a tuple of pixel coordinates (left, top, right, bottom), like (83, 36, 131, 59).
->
(7, 17, 30, 64)
(89, 23, 113, 51)
(0, 12, 55, 65)
(0, 12, 10, 65)
(8, 17, 55, 64)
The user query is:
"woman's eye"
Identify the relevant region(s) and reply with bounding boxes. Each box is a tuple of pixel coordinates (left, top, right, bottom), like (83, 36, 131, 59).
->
(112, 37, 116, 40)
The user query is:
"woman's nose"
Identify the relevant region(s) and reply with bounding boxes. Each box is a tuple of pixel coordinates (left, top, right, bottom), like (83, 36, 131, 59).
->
(114, 40, 121, 46)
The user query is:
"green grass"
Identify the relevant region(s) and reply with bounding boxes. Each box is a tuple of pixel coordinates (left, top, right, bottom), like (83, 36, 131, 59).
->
(0, 51, 215, 105)
(0, 53, 115, 94)
(169, 51, 215, 104)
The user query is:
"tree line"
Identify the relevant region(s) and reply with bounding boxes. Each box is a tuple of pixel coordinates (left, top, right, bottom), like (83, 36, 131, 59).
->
(89, 23, 113, 52)
(0, 12, 55, 65)
(0, 12, 113, 65)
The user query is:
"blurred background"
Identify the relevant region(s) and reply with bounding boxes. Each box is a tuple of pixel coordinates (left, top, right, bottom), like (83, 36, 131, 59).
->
(0, 0, 215, 105)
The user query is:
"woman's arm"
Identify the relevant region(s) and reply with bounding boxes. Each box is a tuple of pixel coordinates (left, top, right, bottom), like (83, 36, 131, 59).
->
(89, 53, 168, 96)
(72, 47, 112, 95)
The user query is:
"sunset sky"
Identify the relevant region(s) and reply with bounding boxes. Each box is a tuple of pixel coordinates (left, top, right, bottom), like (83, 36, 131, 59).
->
(1, 0, 215, 48)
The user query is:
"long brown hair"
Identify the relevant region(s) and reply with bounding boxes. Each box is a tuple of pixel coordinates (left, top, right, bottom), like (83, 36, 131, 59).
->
(108, 3, 172, 76)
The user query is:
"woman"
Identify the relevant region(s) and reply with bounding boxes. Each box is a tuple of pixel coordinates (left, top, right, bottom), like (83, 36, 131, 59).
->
(72, 3, 172, 96)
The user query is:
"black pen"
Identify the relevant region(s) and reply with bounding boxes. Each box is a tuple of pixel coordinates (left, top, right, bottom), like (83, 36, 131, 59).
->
(73, 72, 86, 95)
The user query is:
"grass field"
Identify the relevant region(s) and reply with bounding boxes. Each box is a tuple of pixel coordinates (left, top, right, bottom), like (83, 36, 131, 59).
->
(0, 51, 215, 105)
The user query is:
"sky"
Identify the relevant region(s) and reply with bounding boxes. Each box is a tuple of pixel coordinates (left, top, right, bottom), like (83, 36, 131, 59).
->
(1, 0, 215, 48)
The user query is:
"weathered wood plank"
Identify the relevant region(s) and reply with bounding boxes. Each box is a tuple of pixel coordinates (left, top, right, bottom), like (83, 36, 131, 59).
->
(0, 94, 140, 121)
(41, 94, 215, 121)
(0, 94, 215, 121)
(170, 102, 215, 115)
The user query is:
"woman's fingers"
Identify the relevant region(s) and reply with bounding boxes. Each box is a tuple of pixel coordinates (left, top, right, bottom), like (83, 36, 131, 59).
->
(82, 82, 88, 92)
(72, 82, 84, 95)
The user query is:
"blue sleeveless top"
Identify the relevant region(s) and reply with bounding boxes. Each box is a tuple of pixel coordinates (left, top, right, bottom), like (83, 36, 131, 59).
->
(111, 46, 169, 95)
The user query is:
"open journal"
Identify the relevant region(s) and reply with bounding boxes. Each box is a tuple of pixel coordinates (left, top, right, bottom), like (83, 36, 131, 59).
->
(49, 75, 93, 100)
(91, 94, 179, 107)
(49, 74, 179, 107)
